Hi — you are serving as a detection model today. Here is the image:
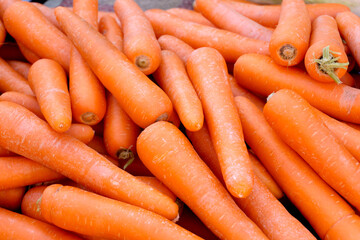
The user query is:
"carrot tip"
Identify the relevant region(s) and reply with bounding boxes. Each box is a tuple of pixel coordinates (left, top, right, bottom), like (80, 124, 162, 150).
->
(81, 112, 99, 125)
(135, 55, 151, 70)
(279, 44, 297, 61)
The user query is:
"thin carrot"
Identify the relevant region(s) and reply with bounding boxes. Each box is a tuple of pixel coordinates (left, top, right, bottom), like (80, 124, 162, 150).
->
(3, 1, 71, 71)
(7, 60, 31, 79)
(28, 59, 72, 133)
(195, 0, 273, 42)
(234, 53, 360, 124)
(64, 123, 95, 144)
(269, 0, 311, 66)
(21, 186, 48, 222)
(103, 93, 140, 165)
(153, 50, 204, 131)
(0, 57, 33, 95)
(87, 135, 107, 154)
(17, 42, 40, 63)
(31, 2, 61, 29)
(166, 8, 216, 27)
(305, 15, 348, 84)
(235, 92, 360, 239)
(145, 9, 270, 63)
(114, 0, 161, 75)
(187, 47, 253, 198)
(0, 91, 43, 119)
(0, 156, 64, 190)
(0, 187, 26, 211)
(0, 207, 83, 240)
(54, 6, 172, 128)
(0, 42, 27, 61)
(136, 176, 177, 202)
(264, 89, 360, 211)
(222, 0, 350, 28)
(157, 35, 194, 63)
(0, 101, 178, 220)
(137, 121, 268, 240)
(41, 184, 202, 240)
(99, 15, 123, 51)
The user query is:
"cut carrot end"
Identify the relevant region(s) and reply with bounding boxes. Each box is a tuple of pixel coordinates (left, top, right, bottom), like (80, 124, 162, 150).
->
(80, 112, 99, 125)
(156, 113, 169, 122)
(135, 55, 150, 70)
(116, 148, 134, 160)
(279, 44, 296, 61)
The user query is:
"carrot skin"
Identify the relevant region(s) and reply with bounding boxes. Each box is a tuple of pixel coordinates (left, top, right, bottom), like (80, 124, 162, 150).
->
(99, 15, 123, 51)
(0, 187, 26, 211)
(21, 186, 48, 222)
(17, 42, 40, 64)
(157, 35, 194, 63)
(7, 60, 31, 79)
(166, 8, 216, 27)
(64, 123, 95, 144)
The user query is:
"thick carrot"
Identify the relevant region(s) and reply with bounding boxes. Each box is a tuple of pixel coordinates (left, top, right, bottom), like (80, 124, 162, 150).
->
(196, 0, 273, 42)
(41, 184, 202, 240)
(0, 187, 26, 211)
(157, 35, 194, 63)
(269, 0, 311, 66)
(0, 207, 83, 240)
(324, 215, 360, 240)
(28, 59, 72, 133)
(305, 15, 348, 84)
(103, 93, 140, 165)
(17, 42, 40, 63)
(21, 186, 48, 222)
(0, 101, 178, 219)
(69, 0, 106, 126)
(234, 53, 360, 124)
(187, 47, 253, 198)
(153, 50, 204, 131)
(137, 176, 177, 202)
(137, 121, 268, 240)
(235, 92, 359, 239)
(166, 8, 216, 27)
(31, 2, 61, 29)
(0, 42, 27, 61)
(145, 9, 270, 63)
(7, 60, 31, 79)
(99, 15, 123, 51)
(264, 89, 360, 211)
(3, 1, 71, 71)
(0, 91, 43, 119)
(336, 11, 360, 67)
(0, 57, 33, 95)
(222, 0, 350, 28)
(87, 135, 107, 154)
(114, 0, 161, 75)
(54, 7, 172, 128)
(64, 123, 95, 144)
(0, 0, 19, 19)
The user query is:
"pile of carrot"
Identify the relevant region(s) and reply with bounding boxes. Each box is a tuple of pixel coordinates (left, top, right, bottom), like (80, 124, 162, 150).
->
(0, 0, 360, 239)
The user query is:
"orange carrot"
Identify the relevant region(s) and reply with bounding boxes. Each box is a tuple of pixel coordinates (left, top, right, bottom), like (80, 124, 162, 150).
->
(17, 42, 40, 63)
(41, 184, 202, 240)
(187, 47, 253, 198)
(31, 2, 61, 29)
(157, 35, 194, 63)
(196, 0, 273, 42)
(145, 9, 270, 63)
(64, 123, 95, 144)
(3, 1, 71, 71)
(0, 207, 83, 240)
(0, 156, 64, 190)
(114, 0, 161, 75)
(7, 60, 31, 79)
(168, 108, 181, 128)
(153, 50, 204, 131)
(269, 0, 311, 66)
(0, 57, 33, 95)
(28, 59, 72, 133)
(137, 121, 268, 240)
(234, 53, 360, 124)
(0, 101, 178, 220)
(0, 0, 19, 19)
(305, 15, 348, 84)
(137, 176, 177, 202)
(99, 15, 123, 51)
(21, 186, 48, 222)
(87, 135, 107, 154)
(103, 93, 140, 165)
(54, 6, 173, 128)
(0, 20, 5, 45)
(324, 214, 360, 240)
(166, 8, 216, 27)
(0, 187, 26, 211)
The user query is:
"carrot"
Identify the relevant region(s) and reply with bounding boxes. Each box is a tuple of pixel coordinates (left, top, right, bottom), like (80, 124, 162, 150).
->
(69, 0, 106, 127)
(324, 214, 360, 240)
(28, 59, 72, 133)
(195, 0, 273, 42)
(0, 156, 64, 190)
(157, 35, 194, 63)
(17, 42, 40, 63)
(0, 0, 19, 19)
(99, 15, 123, 51)
(103, 93, 140, 166)
(41, 184, 202, 240)
(153, 50, 204, 131)
(137, 121, 268, 240)
(269, 0, 311, 66)
(0, 101, 178, 220)
(145, 9, 270, 63)
(264, 89, 360, 211)
(87, 135, 107, 154)
(0, 20, 5, 45)
(113, 0, 161, 75)
(54, 7, 172, 128)
(7, 60, 31, 79)
(0, 42, 27, 61)
(222, 0, 350, 28)
(64, 123, 95, 144)
(235, 92, 360, 239)
(0, 91, 43, 119)
(0, 187, 26, 211)
(136, 176, 177, 202)
(305, 15, 348, 84)
(234, 53, 360, 124)
(3, 2, 71, 71)
(0, 57, 33, 95)
(31, 2, 61, 29)
(166, 8, 216, 27)
(168, 108, 181, 128)
(21, 186, 48, 222)
(0, 207, 83, 240)
(336, 11, 360, 68)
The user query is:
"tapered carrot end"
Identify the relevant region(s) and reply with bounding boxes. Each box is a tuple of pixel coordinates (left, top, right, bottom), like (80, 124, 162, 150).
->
(225, 174, 254, 198)
(324, 215, 360, 240)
